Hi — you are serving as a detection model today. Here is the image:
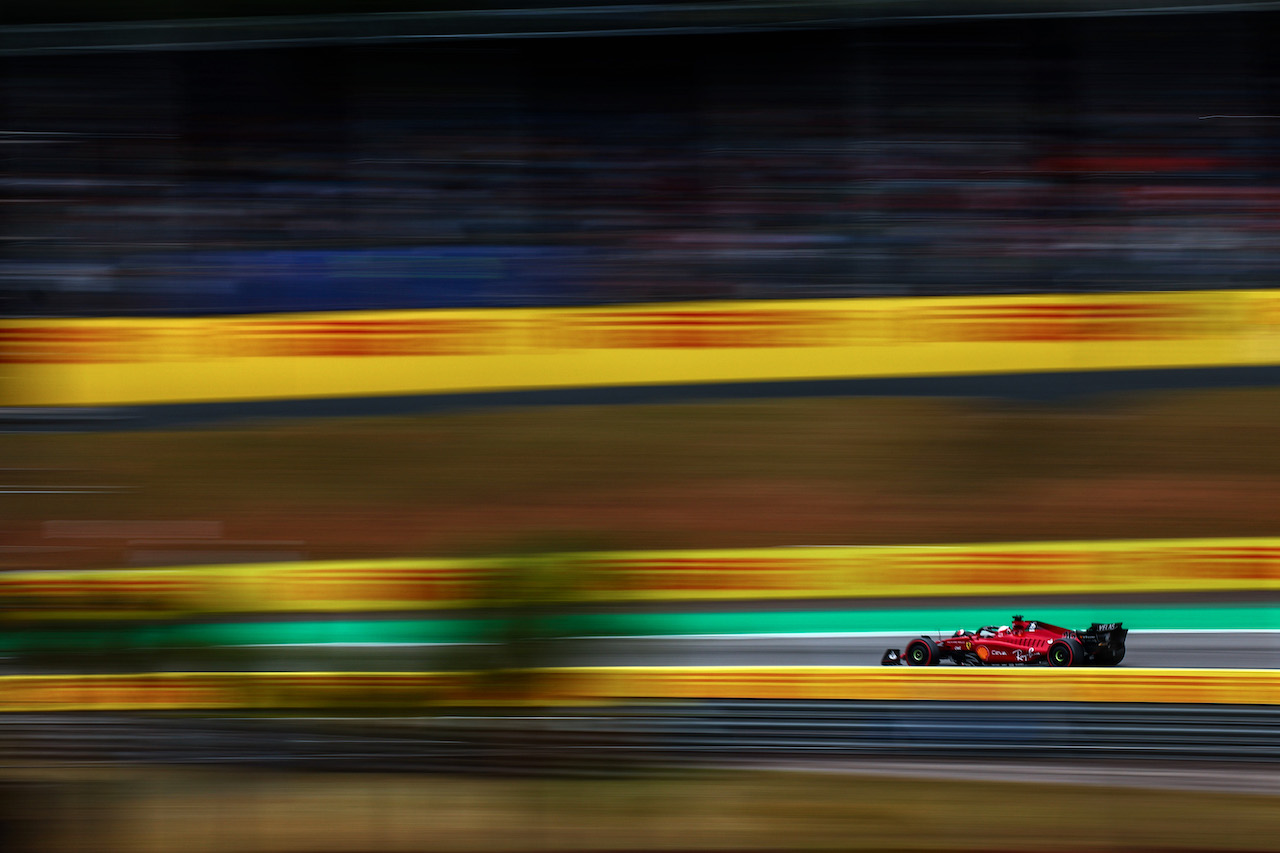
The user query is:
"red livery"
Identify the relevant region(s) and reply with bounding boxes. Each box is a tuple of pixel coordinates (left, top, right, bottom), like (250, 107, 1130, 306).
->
(882, 615, 1127, 667)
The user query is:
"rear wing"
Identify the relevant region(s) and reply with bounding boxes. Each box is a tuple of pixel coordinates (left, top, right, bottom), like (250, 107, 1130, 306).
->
(1076, 621, 1127, 650)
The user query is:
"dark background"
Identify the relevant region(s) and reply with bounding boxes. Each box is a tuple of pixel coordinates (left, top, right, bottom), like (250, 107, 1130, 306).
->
(5, 12, 1280, 313)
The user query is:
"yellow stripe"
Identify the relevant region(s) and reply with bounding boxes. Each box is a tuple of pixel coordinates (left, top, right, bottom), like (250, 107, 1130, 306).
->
(5, 290, 1280, 407)
(0, 668, 1275, 711)
(3, 537, 1280, 618)
(580, 666, 1280, 705)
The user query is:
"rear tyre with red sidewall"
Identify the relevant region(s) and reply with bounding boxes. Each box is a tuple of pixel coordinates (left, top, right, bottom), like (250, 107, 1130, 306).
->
(905, 638, 939, 666)
(1048, 637, 1085, 667)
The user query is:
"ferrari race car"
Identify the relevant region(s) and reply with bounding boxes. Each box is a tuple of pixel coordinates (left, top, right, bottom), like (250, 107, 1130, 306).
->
(882, 615, 1127, 667)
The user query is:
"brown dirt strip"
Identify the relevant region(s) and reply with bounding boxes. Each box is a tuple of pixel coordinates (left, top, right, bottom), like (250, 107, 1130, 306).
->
(3, 765, 1277, 853)
(4, 390, 1280, 571)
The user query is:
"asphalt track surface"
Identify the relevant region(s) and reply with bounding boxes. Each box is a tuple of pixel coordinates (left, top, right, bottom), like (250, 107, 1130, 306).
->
(189, 629, 1280, 672)
(550, 630, 1280, 669)
(2, 630, 1274, 674)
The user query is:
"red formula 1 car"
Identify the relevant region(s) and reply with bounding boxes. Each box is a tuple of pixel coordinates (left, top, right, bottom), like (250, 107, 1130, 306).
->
(881, 615, 1127, 667)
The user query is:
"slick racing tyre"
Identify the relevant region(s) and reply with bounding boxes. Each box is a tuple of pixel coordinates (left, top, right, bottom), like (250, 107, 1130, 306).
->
(904, 638, 940, 666)
(1048, 637, 1085, 667)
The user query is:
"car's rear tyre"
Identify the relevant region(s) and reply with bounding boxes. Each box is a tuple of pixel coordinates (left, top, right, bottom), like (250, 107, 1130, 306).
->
(1093, 645, 1126, 666)
(1048, 637, 1084, 667)
(904, 638, 939, 666)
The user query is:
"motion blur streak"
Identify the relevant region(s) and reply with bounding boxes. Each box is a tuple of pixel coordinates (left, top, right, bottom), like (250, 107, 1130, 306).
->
(7, 15, 1280, 317)
(5, 291, 1280, 409)
(0, 667, 1277, 710)
(0, 536, 1277, 621)
(5, 2, 1280, 852)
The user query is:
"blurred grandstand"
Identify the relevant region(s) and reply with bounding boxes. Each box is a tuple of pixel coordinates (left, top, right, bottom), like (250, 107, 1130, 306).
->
(4, 1, 1280, 315)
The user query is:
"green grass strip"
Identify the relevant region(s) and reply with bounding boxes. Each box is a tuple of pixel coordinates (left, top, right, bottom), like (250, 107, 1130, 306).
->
(579, 603, 1280, 636)
(1, 603, 1275, 653)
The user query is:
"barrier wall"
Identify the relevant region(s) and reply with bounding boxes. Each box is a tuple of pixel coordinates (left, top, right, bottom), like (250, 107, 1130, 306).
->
(3, 538, 1279, 620)
(0, 667, 1275, 711)
(6, 290, 1280, 407)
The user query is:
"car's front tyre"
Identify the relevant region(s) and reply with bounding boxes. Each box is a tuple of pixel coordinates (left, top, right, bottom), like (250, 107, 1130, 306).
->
(904, 638, 940, 666)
